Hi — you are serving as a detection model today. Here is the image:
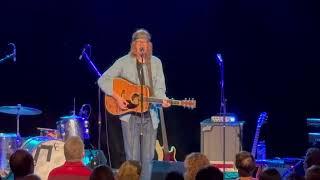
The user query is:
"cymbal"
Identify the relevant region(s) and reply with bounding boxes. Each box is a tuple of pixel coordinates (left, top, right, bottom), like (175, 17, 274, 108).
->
(0, 105, 42, 115)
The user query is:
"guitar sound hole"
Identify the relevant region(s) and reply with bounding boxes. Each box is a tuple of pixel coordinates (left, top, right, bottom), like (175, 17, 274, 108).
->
(131, 93, 140, 105)
(126, 101, 138, 109)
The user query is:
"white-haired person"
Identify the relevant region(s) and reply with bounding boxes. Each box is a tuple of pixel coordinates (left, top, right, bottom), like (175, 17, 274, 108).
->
(48, 136, 91, 180)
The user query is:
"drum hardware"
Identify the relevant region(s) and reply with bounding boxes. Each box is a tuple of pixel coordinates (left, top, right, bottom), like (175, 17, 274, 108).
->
(56, 102, 91, 141)
(0, 133, 21, 178)
(37, 127, 60, 139)
(0, 104, 42, 136)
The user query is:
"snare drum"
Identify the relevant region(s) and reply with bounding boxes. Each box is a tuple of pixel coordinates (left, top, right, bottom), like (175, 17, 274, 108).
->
(21, 136, 65, 180)
(0, 133, 20, 178)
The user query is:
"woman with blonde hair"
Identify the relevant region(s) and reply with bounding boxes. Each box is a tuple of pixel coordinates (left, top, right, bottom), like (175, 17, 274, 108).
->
(184, 152, 210, 180)
(116, 160, 141, 180)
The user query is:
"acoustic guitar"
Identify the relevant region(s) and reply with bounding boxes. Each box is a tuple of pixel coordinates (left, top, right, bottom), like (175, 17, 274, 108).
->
(105, 78, 196, 115)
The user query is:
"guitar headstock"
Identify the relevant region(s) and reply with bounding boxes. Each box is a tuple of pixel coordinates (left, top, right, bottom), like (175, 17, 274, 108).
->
(181, 98, 196, 109)
(257, 112, 268, 128)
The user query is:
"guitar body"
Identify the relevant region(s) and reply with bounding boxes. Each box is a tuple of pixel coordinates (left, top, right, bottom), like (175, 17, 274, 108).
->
(155, 140, 177, 161)
(105, 78, 196, 115)
(105, 78, 150, 115)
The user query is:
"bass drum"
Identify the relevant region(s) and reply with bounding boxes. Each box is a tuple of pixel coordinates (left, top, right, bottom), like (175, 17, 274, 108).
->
(21, 136, 65, 180)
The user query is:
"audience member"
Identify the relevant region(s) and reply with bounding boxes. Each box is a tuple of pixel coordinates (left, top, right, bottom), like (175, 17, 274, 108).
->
(89, 165, 114, 180)
(235, 151, 257, 180)
(259, 167, 281, 180)
(304, 148, 320, 171)
(195, 165, 223, 180)
(116, 160, 141, 180)
(305, 165, 320, 180)
(23, 174, 41, 180)
(184, 152, 210, 180)
(48, 136, 91, 180)
(9, 149, 34, 180)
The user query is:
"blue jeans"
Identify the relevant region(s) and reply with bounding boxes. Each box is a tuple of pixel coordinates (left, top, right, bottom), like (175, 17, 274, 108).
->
(121, 113, 157, 180)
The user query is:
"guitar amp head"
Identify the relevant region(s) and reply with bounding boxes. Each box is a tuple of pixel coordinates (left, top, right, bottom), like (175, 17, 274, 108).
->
(211, 115, 236, 123)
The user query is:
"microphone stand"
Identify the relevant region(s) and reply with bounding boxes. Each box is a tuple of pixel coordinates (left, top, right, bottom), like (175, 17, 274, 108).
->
(137, 54, 145, 165)
(0, 53, 15, 63)
(216, 53, 227, 174)
(79, 50, 102, 147)
(80, 49, 113, 167)
(0, 43, 16, 63)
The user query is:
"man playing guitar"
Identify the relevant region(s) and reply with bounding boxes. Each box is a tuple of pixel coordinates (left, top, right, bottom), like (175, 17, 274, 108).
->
(98, 29, 170, 180)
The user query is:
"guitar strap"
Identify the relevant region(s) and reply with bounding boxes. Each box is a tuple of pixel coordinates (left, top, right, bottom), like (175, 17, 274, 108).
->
(146, 59, 154, 96)
(136, 58, 154, 96)
(136, 61, 145, 85)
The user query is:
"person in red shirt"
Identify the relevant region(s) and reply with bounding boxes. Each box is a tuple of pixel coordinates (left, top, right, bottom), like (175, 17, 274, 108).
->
(48, 136, 92, 180)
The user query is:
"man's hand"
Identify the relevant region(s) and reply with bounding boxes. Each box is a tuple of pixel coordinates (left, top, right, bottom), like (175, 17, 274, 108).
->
(113, 93, 128, 110)
(162, 99, 171, 108)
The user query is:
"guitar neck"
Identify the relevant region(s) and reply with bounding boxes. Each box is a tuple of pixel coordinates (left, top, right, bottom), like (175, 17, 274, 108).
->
(251, 127, 261, 158)
(147, 97, 182, 106)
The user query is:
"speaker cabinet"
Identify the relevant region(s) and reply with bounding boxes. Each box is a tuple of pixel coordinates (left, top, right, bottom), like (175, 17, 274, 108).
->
(200, 119, 243, 163)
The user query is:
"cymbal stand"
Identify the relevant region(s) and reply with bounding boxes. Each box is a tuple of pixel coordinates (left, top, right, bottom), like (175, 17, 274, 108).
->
(16, 104, 21, 137)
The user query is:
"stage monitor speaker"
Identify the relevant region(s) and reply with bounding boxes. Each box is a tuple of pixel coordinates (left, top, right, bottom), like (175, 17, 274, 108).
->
(151, 160, 185, 180)
(84, 149, 108, 169)
(200, 119, 243, 163)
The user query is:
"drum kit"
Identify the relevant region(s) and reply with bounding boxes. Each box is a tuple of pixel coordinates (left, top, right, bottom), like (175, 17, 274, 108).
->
(0, 104, 91, 179)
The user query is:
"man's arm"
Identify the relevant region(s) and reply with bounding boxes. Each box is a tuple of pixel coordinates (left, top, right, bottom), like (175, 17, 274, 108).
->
(97, 59, 122, 96)
(153, 59, 167, 99)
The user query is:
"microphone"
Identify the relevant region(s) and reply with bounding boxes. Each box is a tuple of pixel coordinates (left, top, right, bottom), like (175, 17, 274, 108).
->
(216, 53, 223, 64)
(8, 43, 16, 62)
(79, 44, 91, 60)
(139, 47, 145, 55)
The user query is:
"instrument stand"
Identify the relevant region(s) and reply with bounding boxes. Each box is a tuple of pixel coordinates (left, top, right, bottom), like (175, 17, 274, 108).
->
(79, 49, 112, 166)
(216, 54, 227, 174)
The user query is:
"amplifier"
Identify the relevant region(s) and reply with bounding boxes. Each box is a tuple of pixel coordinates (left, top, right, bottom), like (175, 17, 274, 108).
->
(200, 119, 244, 163)
(308, 133, 320, 146)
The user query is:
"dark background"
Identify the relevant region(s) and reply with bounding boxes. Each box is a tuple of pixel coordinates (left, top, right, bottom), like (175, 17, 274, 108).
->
(1, 0, 319, 167)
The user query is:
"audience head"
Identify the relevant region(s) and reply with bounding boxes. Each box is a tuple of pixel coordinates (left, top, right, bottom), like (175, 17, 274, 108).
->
(305, 165, 320, 180)
(165, 171, 184, 180)
(22, 174, 41, 180)
(184, 152, 210, 180)
(64, 136, 85, 162)
(195, 165, 223, 180)
(304, 148, 320, 170)
(9, 149, 34, 178)
(235, 151, 256, 177)
(117, 160, 141, 180)
(259, 167, 281, 180)
(90, 165, 114, 180)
